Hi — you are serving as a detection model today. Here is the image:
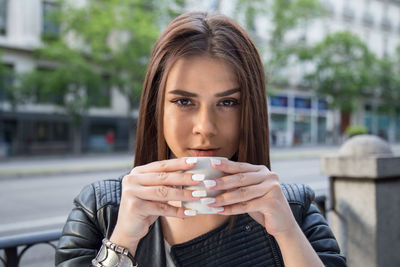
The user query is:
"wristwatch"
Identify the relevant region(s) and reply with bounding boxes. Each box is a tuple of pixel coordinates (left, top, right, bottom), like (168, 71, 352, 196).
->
(92, 238, 138, 267)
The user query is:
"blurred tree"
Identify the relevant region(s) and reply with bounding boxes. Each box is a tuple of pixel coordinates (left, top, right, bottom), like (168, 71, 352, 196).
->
(0, 57, 13, 156)
(270, 0, 326, 44)
(375, 54, 400, 114)
(11, 0, 185, 154)
(231, 0, 326, 87)
(300, 31, 377, 139)
(373, 50, 400, 140)
(269, 0, 326, 85)
(229, 0, 400, 142)
(0, 57, 14, 105)
(233, 0, 266, 36)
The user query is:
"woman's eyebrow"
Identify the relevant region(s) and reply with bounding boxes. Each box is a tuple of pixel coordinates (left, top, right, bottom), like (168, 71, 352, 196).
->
(168, 88, 240, 97)
(168, 89, 196, 97)
(214, 88, 240, 97)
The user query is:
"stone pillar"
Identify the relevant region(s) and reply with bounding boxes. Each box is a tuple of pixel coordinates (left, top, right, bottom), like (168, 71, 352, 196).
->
(321, 135, 400, 267)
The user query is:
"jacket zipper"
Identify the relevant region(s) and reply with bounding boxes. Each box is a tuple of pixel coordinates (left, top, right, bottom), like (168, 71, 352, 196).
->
(267, 234, 283, 267)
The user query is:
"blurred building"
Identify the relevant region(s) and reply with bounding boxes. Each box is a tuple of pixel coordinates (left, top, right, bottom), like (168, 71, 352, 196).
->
(1, 0, 400, 157)
(267, 0, 400, 146)
(0, 0, 133, 156)
(190, 0, 400, 146)
(298, 0, 400, 145)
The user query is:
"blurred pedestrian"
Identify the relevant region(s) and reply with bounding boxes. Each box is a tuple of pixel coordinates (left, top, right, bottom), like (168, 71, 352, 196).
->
(105, 129, 115, 152)
(56, 12, 346, 267)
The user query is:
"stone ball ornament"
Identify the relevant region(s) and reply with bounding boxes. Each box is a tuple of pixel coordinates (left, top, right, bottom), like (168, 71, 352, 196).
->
(339, 134, 393, 157)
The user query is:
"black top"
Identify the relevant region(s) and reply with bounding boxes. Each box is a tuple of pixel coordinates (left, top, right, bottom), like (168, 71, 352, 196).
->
(168, 214, 281, 266)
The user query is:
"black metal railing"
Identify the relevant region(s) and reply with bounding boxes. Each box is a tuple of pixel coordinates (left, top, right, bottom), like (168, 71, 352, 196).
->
(0, 195, 327, 267)
(0, 229, 61, 267)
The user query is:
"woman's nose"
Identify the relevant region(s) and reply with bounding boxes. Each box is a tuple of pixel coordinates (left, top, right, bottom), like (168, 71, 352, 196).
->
(192, 106, 217, 137)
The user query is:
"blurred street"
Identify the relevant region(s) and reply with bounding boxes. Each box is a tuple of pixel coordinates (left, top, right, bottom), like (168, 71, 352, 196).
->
(1, 144, 399, 266)
(1, 0, 400, 265)
(0, 145, 361, 179)
(0, 146, 347, 235)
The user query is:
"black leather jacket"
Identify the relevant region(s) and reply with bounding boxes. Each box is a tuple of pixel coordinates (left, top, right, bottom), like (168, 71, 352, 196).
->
(55, 177, 346, 267)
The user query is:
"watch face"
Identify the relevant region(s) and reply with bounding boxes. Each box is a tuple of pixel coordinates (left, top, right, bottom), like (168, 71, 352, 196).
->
(95, 240, 136, 267)
(102, 249, 120, 267)
(120, 255, 135, 267)
(97, 245, 108, 262)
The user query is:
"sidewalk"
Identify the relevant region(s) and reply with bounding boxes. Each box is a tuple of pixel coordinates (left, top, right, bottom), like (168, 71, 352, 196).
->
(1, 144, 399, 179)
(0, 152, 135, 179)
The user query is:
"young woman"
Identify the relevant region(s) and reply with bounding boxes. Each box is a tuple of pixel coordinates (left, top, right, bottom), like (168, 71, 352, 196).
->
(56, 12, 346, 267)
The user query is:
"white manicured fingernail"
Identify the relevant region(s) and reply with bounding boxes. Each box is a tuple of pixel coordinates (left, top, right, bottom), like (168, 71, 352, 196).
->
(192, 174, 205, 181)
(184, 210, 197, 216)
(201, 198, 216, 204)
(210, 158, 221, 165)
(203, 180, 216, 188)
(213, 207, 224, 212)
(186, 157, 197, 164)
(192, 190, 207, 197)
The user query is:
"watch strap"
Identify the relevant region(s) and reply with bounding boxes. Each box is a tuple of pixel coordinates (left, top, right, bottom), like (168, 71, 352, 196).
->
(92, 238, 138, 267)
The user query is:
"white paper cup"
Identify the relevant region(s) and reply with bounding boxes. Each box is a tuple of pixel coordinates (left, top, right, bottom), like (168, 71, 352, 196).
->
(182, 156, 226, 214)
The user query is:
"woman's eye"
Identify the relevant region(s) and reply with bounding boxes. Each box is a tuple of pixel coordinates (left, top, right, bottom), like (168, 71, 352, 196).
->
(172, 98, 192, 107)
(219, 99, 239, 107)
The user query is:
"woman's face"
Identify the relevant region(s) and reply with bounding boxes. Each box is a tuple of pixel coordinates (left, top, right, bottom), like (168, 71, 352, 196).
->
(163, 55, 241, 159)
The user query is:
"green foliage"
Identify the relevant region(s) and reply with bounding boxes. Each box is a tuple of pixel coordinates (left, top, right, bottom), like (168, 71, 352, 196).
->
(232, 0, 399, 119)
(303, 31, 376, 112)
(373, 56, 400, 114)
(271, 0, 326, 44)
(233, 0, 267, 35)
(231, 0, 326, 87)
(51, 0, 163, 105)
(0, 57, 16, 105)
(345, 125, 368, 137)
(268, 0, 326, 85)
(41, 1, 61, 42)
(13, 39, 104, 124)
(12, 0, 183, 124)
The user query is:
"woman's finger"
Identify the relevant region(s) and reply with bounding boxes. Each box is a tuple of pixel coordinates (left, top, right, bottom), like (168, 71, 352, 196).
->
(133, 185, 202, 202)
(213, 183, 283, 216)
(137, 200, 197, 218)
(208, 182, 267, 207)
(214, 196, 264, 215)
(210, 171, 265, 191)
(209, 175, 280, 205)
(132, 157, 197, 174)
(123, 198, 197, 218)
(210, 158, 264, 174)
(127, 171, 203, 187)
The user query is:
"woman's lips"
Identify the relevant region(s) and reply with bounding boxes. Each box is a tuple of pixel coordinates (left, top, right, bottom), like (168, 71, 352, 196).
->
(189, 149, 220, 157)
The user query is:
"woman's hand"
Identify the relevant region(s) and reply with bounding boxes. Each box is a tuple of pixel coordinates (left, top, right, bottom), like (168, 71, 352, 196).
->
(110, 158, 202, 254)
(206, 158, 297, 237)
(207, 159, 324, 267)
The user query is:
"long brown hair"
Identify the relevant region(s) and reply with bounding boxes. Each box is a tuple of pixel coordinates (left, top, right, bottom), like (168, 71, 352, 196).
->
(134, 12, 270, 169)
